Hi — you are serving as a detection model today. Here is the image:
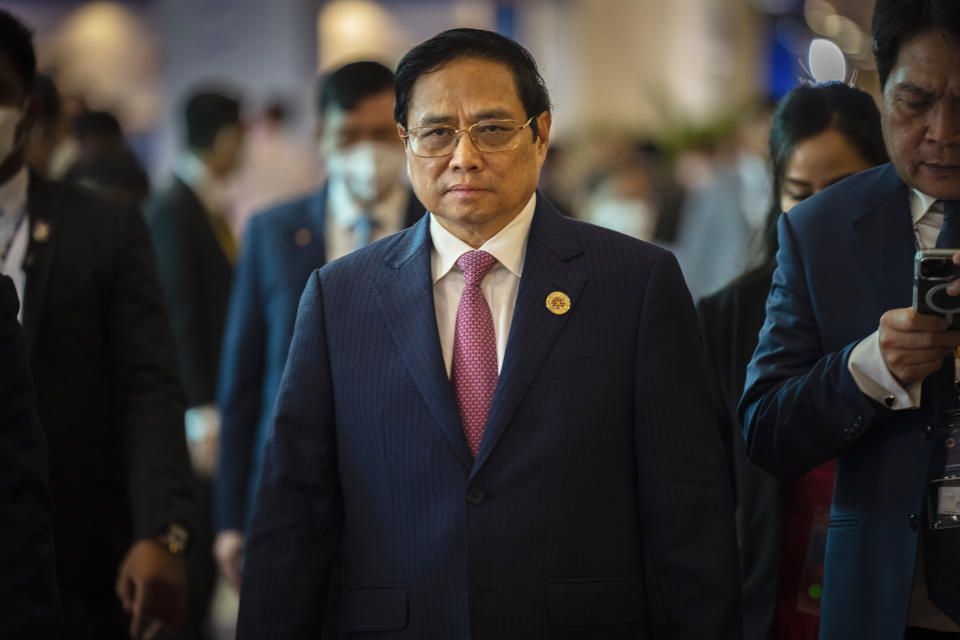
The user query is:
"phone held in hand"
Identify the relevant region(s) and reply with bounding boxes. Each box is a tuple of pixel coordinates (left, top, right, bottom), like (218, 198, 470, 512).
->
(914, 249, 960, 329)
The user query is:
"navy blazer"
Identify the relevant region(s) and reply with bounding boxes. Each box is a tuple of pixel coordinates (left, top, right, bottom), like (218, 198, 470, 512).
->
(216, 187, 423, 532)
(237, 195, 741, 639)
(740, 163, 960, 636)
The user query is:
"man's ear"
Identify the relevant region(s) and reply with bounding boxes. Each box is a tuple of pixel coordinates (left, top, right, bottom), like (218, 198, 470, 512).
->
(535, 111, 551, 154)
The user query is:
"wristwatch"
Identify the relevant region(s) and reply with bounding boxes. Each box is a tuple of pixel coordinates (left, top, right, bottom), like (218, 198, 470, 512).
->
(156, 523, 190, 555)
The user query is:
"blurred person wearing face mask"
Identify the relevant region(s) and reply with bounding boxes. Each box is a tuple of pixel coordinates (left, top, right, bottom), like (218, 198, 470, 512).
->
(213, 61, 423, 597)
(697, 82, 888, 640)
(585, 162, 660, 242)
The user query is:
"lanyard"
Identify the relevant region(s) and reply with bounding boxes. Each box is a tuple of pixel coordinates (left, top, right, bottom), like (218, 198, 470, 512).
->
(0, 208, 27, 266)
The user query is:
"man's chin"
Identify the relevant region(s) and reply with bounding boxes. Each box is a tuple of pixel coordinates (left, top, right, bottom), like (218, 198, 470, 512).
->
(912, 164, 960, 200)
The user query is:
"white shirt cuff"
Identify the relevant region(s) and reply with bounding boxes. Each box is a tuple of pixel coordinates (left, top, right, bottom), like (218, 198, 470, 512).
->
(848, 329, 921, 409)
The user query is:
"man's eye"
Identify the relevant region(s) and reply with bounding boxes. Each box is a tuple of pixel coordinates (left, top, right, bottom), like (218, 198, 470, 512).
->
(477, 124, 509, 133)
(424, 127, 452, 137)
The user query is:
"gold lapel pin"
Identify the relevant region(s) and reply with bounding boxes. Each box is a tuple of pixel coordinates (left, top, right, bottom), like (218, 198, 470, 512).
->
(32, 220, 51, 243)
(545, 291, 571, 315)
(294, 227, 312, 247)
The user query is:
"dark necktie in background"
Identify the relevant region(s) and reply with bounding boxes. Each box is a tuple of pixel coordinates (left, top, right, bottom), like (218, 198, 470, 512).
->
(925, 199, 960, 625)
(352, 215, 375, 251)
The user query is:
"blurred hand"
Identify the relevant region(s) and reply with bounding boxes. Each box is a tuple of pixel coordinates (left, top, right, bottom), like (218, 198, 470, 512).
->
(115, 539, 187, 640)
(879, 307, 960, 386)
(947, 250, 960, 297)
(214, 529, 245, 593)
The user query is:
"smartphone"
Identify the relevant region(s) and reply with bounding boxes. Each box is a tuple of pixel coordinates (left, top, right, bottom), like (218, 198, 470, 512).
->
(914, 249, 960, 328)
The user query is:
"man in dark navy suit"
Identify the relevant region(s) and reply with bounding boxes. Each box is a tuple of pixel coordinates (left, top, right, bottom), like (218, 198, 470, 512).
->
(214, 61, 422, 591)
(238, 29, 739, 639)
(740, 1, 960, 637)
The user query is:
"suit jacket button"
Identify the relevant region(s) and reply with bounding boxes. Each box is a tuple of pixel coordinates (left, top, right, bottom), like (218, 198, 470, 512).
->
(466, 489, 485, 505)
(924, 424, 935, 439)
(908, 513, 919, 531)
(853, 415, 864, 428)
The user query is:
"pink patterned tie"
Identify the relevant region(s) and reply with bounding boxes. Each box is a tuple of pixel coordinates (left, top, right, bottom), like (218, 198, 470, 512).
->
(452, 250, 499, 457)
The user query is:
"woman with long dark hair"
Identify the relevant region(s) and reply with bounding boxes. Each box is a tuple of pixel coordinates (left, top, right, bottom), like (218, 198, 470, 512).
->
(698, 82, 889, 640)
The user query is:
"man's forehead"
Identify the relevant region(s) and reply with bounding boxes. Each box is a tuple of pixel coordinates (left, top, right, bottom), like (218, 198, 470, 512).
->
(406, 58, 524, 125)
(888, 29, 960, 92)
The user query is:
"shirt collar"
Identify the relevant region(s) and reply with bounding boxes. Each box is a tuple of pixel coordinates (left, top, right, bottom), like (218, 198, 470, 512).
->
(0, 165, 29, 217)
(328, 177, 407, 230)
(174, 152, 224, 215)
(911, 188, 941, 224)
(430, 192, 536, 285)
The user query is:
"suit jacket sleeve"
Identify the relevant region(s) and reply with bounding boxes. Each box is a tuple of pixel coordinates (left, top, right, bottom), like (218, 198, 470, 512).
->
(738, 213, 879, 479)
(0, 276, 59, 638)
(237, 270, 342, 638)
(111, 206, 196, 539)
(216, 217, 267, 532)
(633, 251, 742, 638)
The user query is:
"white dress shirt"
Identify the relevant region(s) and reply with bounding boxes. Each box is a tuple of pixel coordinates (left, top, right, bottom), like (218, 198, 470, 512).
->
(325, 178, 409, 262)
(848, 189, 942, 409)
(431, 193, 536, 377)
(0, 166, 30, 319)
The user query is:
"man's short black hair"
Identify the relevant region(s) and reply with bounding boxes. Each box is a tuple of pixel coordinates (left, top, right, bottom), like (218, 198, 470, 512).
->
(394, 28, 551, 137)
(317, 61, 394, 119)
(872, 0, 960, 88)
(0, 9, 36, 97)
(183, 90, 241, 151)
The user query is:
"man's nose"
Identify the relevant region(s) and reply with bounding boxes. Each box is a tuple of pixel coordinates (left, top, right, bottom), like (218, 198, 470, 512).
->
(448, 130, 483, 171)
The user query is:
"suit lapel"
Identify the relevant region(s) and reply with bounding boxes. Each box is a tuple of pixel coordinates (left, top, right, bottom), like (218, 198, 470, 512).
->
(471, 197, 587, 475)
(851, 164, 915, 311)
(374, 217, 472, 469)
(22, 175, 60, 355)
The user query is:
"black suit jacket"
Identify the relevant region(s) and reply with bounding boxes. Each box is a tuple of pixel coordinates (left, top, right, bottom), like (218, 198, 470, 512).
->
(23, 175, 195, 633)
(0, 275, 58, 639)
(697, 263, 781, 640)
(146, 177, 233, 407)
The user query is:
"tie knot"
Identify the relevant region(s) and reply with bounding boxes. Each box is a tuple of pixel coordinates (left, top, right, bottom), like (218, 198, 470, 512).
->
(457, 250, 498, 286)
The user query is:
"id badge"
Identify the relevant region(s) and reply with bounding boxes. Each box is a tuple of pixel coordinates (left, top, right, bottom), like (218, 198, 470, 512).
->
(796, 509, 828, 615)
(926, 420, 960, 530)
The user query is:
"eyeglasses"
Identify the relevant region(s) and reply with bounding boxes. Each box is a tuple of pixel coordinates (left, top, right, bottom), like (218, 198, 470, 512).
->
(400, 116, 536, 158)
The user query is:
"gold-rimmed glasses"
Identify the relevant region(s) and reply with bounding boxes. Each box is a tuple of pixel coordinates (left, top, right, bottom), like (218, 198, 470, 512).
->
(400, 115, 536, 158)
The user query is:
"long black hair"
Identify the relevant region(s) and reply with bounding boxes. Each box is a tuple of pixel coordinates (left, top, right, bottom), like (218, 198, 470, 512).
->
(761, 82, 888, 264)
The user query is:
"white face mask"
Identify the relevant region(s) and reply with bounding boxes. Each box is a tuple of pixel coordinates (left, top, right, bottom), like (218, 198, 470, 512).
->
(587, 197, 657, 241)
(0, 105, 24, 163)
(326, 141, 405, 205)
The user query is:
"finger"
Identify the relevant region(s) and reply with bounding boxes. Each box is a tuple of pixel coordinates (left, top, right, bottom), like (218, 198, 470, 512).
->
(947, 279, 960, 297)
(894, 361, 946, 386)
(887, 347, 955, 366)
(143, 620, 164, 640)
(116, 575, 135, 612)
(128, 579, 149, 639)
(883, 308, 950, 332)
(881, 329, 960, 350)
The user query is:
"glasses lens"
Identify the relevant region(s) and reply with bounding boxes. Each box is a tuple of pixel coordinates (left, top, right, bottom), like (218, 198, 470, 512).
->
(471, 120, 521, 152)
(411, 127, 456, 156)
